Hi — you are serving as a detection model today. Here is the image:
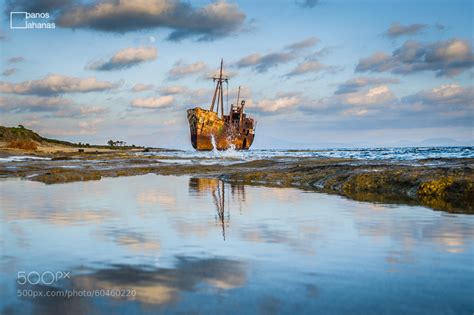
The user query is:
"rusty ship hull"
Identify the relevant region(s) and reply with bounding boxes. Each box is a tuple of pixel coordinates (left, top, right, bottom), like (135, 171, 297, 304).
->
(186, 59, 256, 151)
(187, 107, 254, 150)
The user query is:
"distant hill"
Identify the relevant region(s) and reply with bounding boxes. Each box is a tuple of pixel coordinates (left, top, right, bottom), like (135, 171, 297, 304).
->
(390, 138, 473, 147)
(0, 126, 152, 153)
(0, 126, 77, 146)
(419, 138, 472, 147)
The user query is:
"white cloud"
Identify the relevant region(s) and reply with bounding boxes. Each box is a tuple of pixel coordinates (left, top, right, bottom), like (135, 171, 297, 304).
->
(131, 96, 175, 108)
(132, 83, 155, 92)
(236, 37, 328, 74)
(335, 77, 399, 94)
(356, 39, 474, 77)
(87, 47, 157, 71)
(7, 56, 24, 63)
(2, 68, 17, 76)
(78, 118, 103, 129)
(0, 75, 118, 96)
(384, 22, 427, 38)
(54, 0, 247, 41)
(0, 95, 108, 119)
(403, 83, 474, 106)
(0, 95, 72, 112)
(168, 61, 207, 79)
(251, 95, 301, 113)
(285, 36, 319, 51)
(286, 60, 326, 77)
(159, 85, 187, 95)
(300, 84, 397, 117)
(344, 85, 395, 106)
(236, 52, 294, 73)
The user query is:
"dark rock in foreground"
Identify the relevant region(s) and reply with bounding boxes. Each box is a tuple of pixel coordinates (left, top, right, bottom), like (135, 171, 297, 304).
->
(222, 158, 473, 214)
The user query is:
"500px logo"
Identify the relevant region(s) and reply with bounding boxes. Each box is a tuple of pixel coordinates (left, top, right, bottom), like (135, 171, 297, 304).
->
(10, 12, 56, 29)
(17, 271, 71, 285)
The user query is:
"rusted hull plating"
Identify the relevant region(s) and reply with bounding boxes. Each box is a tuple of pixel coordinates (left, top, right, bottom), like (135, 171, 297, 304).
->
(187, 107, 254, 150)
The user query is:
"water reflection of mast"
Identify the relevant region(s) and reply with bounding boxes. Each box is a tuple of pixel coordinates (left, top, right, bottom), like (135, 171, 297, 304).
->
(230, 181, 245, 215)
(211, 180, 229, 241)
(188, 178, 242, 241)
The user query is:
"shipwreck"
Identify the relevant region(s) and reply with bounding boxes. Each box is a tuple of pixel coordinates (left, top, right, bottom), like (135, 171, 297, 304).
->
(187, 59, 256, 151)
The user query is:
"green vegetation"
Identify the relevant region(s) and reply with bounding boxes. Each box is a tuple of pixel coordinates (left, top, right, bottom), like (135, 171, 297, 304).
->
(0, 126, 44, 142)
(0, 125, 76, 146)
(0, 125, 143, 150)
(107, 140, 129, 147)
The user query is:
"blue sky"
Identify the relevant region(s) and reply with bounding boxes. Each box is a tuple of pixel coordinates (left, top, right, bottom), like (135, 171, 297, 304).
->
(0, 0, 472, 149)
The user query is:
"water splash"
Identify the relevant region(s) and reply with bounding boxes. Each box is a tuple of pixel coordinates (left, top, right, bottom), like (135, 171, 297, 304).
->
(208, 135, 245, 160)
(210, 135, 219, 155)
(219, 142, 244, 159)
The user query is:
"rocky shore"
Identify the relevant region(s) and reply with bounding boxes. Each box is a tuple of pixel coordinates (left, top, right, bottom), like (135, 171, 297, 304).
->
(0, 150, 472, 214)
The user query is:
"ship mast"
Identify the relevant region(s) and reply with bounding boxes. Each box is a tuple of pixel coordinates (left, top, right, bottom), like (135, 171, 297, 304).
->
(209, 59, 228, 119)
(235, 86, 241, 114)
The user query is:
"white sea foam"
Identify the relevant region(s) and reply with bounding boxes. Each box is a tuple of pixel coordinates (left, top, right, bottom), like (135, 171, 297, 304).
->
(0, 156, 51, 162)
(137, 146, 474, 164)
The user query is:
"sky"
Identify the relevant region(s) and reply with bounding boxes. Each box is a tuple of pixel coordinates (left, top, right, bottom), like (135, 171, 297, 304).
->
(0, 0, 472, 149)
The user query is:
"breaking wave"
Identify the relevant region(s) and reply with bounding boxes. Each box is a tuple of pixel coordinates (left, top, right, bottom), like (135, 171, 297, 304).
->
(139, 146, 473, 165)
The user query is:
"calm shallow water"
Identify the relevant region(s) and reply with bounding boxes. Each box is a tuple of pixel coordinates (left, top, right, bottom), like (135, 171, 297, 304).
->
(0, 174, 473, 314)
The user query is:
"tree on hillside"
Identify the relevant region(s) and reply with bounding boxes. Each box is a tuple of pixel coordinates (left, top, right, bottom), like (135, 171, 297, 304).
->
(107, 140, 128, 147)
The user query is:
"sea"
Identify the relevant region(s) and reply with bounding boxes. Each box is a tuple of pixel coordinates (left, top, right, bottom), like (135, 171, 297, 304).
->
(0, 146, 473, 314)
(138, 146, 474, 165)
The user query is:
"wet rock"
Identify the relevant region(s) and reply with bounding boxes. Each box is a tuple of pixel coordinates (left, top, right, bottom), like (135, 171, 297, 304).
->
(31, 170, 102, 184)
(1, 153, 472, 214)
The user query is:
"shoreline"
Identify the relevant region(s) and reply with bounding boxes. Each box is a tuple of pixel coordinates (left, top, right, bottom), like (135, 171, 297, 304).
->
(0, 149, 472, 214)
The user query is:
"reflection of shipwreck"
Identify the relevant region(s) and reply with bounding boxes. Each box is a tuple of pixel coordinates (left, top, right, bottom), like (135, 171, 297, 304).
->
(187, 59, 256, 151)
(188, 178, 245, 240)
(212, 180, 228, 241)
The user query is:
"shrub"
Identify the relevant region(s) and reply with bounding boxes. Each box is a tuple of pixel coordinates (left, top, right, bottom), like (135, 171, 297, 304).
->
(6, 139, 38, 150)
